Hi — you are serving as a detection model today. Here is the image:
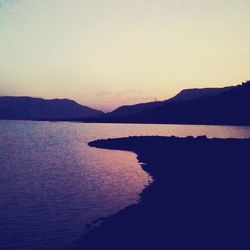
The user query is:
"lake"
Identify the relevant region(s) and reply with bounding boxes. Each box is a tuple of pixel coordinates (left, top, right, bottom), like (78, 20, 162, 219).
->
(0, 121, 250, 250)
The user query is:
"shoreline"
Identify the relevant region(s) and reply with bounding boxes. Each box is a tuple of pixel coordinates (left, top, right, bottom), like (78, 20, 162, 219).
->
(75, 136, 250, 249)
(1, 119, 250, 127)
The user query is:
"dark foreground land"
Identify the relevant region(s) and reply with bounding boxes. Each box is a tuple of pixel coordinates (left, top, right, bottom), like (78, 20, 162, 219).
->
(76, 136, 250, 250)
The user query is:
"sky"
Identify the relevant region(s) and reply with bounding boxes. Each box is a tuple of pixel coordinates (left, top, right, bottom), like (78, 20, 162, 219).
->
(0, 0, 249, 111)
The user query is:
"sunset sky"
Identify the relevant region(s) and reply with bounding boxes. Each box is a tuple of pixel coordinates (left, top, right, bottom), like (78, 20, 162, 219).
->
(0, 0, 249, 111)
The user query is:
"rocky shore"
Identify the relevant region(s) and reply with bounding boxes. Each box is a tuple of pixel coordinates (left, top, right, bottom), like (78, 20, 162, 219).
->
(75, 136, 250, 250)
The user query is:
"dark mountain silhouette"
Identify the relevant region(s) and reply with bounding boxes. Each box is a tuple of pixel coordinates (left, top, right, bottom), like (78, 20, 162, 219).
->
(109, 86, 234, 117)
(1, 81, 249, 125)
(87, 81, 250, 125)
(109, 101, 164, 117)
(0, 96, 103, 120)
(167, 86, 234, 103)
(136, 81, 250, 125)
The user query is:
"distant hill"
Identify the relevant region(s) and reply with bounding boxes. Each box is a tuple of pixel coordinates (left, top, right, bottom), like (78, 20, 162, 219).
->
(2, 81, 249, 125)
(0, 96, 103, 120)
(167, 86, 234, 103)
(108, 86, 234, 118)
(136, 81, 250, 125)
(87, 81, 250, 125)
(109, 101, 164, 117)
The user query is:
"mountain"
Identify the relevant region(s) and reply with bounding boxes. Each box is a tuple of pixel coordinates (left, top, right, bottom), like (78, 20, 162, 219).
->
(109, 86, 234, 118)
(135, 81, 250, 125)
(87, 81, 250, 125)
(2, 81, 249, 125)
(0, 96, 103, 120)
(109, 101, 164, 117)
(167, 86, 234, 103)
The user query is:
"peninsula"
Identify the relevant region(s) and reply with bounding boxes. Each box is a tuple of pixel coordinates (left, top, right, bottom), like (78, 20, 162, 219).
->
(76, 136, 250, 249)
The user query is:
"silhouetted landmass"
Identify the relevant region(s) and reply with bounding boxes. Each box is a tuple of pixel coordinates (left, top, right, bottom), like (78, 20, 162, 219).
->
(109, 86, 234, 117)
(167, 86, 234, 103)
(86, 81, 250, 125)
(73, 136, 250, 250)
(1, 81, 250, 125)
(0, 96, 103, 120)
(108, 100, 165, 117)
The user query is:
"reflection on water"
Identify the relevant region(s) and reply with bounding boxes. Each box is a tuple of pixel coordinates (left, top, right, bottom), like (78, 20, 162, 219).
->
(0, 121, 249, 250)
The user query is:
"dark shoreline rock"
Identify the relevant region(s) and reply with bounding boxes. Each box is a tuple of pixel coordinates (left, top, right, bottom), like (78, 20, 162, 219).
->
(74, 136, 250, 250)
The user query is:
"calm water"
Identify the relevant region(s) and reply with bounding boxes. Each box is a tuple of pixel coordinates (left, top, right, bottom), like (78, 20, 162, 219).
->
(0, 121, 250, 250)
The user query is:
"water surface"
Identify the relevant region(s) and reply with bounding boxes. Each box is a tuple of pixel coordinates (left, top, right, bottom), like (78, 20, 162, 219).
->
(0, 121, 250, 249)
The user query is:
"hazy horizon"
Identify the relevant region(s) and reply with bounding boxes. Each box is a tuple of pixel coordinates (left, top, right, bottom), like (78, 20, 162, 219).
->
(0, 0, 249, 111)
